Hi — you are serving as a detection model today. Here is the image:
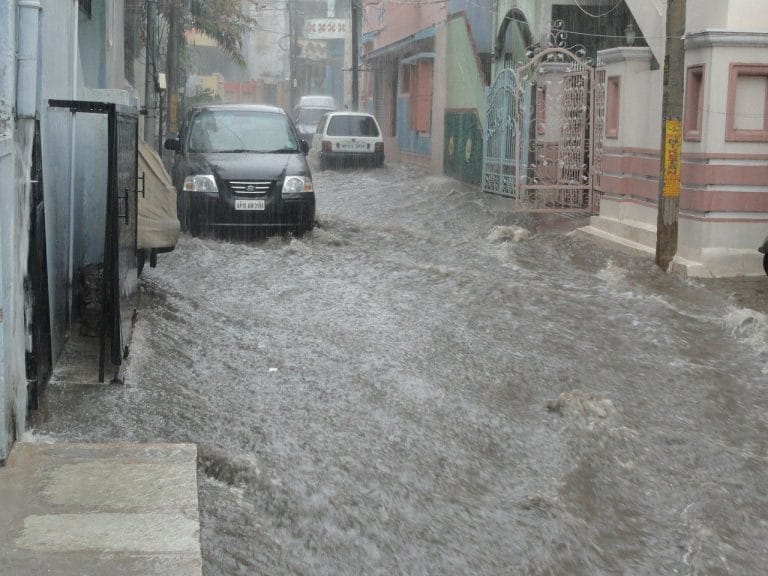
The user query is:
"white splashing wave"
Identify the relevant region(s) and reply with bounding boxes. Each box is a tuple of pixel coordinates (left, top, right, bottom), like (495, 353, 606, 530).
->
(308, 226, 348, 247)
(596, 259, 627, 286)
(724, 306, 768, 372)
(20, 430, 58, 444)
(486, 225, 531, 244)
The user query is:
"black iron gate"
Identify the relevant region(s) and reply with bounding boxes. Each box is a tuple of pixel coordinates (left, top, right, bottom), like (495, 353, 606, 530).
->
(25, 120, 52, 412)
(49, 100, 139, 382)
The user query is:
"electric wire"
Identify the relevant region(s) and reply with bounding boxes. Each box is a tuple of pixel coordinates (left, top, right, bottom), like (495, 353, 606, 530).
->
(573, 0, 625, 18)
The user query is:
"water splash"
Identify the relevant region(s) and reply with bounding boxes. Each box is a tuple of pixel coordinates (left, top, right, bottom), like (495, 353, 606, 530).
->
(724, 305, 768, 373)
(486, 225, 531, 244)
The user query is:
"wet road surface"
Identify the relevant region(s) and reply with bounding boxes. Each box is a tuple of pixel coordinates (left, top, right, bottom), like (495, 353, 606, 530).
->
(34, 162, 768, 575)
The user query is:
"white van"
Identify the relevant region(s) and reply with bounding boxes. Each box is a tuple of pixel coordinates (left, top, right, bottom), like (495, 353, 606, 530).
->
(296, 95, 336, 110)
(310, 111, 384, 170)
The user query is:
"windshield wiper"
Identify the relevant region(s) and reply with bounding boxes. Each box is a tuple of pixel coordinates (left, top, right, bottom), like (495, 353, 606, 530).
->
(264, 147, 299, 154)
(215, 148, 298, 154)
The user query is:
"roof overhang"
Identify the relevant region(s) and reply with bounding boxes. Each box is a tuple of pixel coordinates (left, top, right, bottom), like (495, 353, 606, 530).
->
(363, 27, 435, 61)
(400, 52, 435, 65)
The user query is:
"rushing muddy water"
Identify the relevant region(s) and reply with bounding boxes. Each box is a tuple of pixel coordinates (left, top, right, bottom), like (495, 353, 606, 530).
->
(34, 162, 768, 574)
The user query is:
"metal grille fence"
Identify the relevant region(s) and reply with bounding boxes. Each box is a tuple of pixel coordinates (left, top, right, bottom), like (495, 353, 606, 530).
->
(482, 47, 606, 213)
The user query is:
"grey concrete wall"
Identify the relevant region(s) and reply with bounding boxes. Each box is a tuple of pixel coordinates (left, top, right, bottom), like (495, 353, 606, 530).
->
(1, 0, 18, 461)
(40, 0, 78, 364)
(40, 0, 134, 366)
(0, 0, 136, 459)
(0, 139, 10, 462)
(0, 0, 38, 461)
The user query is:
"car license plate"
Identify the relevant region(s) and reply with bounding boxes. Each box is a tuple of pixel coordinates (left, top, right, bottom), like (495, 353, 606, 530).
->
(235, 199, 265, 211)
(339, 142, 368, 151)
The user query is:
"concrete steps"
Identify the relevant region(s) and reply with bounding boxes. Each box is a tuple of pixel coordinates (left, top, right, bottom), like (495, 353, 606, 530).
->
(0, 442, 202, 575)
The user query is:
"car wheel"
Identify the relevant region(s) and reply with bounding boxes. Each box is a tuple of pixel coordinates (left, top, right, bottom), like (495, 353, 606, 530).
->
(294, 220, 315, 237)
(188, 218, 204, 237)
(136, 249, 146, 276)
(178, 192, 191, 233)
(763, 253, 768, 276)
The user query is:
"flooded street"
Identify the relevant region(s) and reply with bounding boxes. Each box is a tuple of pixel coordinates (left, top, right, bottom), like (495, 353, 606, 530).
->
(34, 162, 768, 575)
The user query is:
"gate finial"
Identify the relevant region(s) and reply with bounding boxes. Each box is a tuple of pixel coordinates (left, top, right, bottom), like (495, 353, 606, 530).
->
(523, 19, 590, 66)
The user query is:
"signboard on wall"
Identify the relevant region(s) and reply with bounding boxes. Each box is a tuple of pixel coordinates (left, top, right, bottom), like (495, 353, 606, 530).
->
(299, 40, 328, 61)
(305, 18, 347, 39)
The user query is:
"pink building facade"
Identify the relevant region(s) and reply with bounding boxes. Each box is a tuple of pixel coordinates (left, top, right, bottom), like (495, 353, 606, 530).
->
(583, 0, 768, 277)
(360, 0, 768, 277)
(360, 0, 446, 168)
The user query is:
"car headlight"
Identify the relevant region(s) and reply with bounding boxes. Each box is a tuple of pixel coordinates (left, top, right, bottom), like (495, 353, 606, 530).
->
(183, 174, 218, 194)
(283, 176, 314, 195)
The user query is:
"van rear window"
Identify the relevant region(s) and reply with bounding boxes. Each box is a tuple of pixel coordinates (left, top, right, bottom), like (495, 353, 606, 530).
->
(327, 116, 380, 137)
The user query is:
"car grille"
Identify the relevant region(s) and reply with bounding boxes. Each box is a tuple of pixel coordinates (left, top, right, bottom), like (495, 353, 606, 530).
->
(228, 180, 273, 195)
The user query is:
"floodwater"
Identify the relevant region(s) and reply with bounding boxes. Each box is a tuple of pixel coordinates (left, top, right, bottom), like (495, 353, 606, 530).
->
(35, 162, 768, 574)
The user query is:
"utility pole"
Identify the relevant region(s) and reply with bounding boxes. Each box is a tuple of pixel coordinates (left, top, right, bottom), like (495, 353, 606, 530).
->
(144, 0, 158, 146)
(288, 0, 297, 112)
(351, 0, 359, 111)
(655, 0, 686, 270)
(166, 0, 191, 136)
(167, 0, 180, 135)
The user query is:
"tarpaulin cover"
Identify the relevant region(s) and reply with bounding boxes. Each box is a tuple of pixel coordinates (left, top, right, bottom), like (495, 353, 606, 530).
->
(138, 139, 180, 250)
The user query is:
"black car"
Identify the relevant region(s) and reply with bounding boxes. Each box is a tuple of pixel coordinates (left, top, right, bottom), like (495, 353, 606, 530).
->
(164, 104, 315, 236)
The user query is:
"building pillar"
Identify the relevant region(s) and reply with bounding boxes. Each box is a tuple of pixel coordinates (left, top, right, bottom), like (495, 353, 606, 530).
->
(0, 0, 17, 462)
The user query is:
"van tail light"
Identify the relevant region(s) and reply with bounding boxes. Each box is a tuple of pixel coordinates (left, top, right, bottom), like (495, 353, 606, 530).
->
(375, 142, 384, 154)
(322, 141, 332, 153)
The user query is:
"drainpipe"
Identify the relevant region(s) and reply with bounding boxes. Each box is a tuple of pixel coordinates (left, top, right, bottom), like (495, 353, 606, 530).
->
(67, 4, 79, 328)
(16, 0, 41, 119)
(14, 0, 41, 442)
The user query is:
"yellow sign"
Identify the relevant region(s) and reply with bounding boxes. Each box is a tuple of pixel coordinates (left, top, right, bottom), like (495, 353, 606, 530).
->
(662, 120, 682, 198)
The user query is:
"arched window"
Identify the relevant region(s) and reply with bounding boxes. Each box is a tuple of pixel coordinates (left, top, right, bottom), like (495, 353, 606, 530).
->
(495, 9, 533, 68)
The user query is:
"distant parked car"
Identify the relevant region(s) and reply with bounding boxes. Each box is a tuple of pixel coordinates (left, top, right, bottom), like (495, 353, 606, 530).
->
(294, 103, 336, 145)
(310, 111, 384, 170)
(295, 94, 336, 111)
(164, 104, 315, 236)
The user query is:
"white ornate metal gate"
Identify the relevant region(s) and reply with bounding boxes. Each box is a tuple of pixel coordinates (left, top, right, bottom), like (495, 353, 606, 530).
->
(482, 33, 605, 213)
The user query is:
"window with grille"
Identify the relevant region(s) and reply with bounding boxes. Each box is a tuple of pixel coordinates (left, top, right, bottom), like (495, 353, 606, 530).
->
(726, 64, 768, 142)
(409, 60, 432, 134)
(606, 76, 620, 138)
(684, 66, 704, 141)
(399, 65, 411, 95)
(79, 0, 92, 18)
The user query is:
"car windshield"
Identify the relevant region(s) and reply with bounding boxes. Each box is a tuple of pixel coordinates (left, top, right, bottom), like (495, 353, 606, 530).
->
(187, 110, 299, 153)
(297, 108, 331, 125)
(326, 115, 380, 137)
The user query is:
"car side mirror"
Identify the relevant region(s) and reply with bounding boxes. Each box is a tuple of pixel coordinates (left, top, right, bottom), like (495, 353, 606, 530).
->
(164, 138, 180, 152)
(300, 139, 309, 156)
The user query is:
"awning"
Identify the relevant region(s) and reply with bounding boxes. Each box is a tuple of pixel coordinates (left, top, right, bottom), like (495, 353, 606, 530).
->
(400, 52, 435, 65)
(363, 27, 435, 61)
